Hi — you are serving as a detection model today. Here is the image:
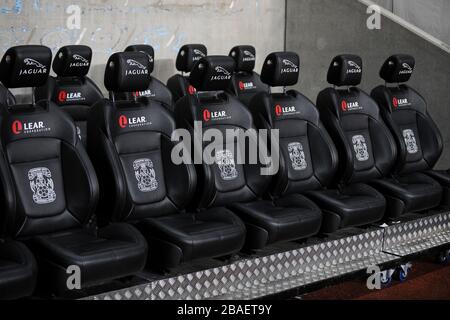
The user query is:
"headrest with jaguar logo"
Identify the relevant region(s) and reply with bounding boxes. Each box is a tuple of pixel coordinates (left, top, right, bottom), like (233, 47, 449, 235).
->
(229, 45, 256, 73)
(327, 54, 363, 87)
(104, 52, 151, 92)
(189, 56, 235, 92)
(52, 45, 92, 77)
(0, 45, 52, 88)
(176, 44, 208, 73)
(380, 54, 415, 83)
(260, 52, 300, 87)
(125, 44, 155, 74)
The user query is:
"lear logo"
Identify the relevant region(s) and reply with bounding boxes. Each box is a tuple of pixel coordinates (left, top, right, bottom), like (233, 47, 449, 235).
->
(393, 97, 410, 108)
(203, 109, 229, 122)
(341, 100, 362, 112)
(239, 81, 256, 91)
(243, 50, 256, 62)
(119, 115, 151, 129)
(188, 85, 197, 95)
(58, 91, 83, 102)
(193, 49, 206, 61)
(20, 58, 47, 75)
(12, 120, 50, 135)
(281, 59, 299, 74)
(126, 59, 148, 75)
(347, 61, 362, 74)
(71, 54, 90, 67)
(399, 63, 413, 75)
(275, 105, 299, 117)
(133, 90, 155, 98)
(211, 66, 232, 81)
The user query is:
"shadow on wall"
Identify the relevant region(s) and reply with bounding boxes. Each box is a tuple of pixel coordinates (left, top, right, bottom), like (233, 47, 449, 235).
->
(285, 0, 450, 169)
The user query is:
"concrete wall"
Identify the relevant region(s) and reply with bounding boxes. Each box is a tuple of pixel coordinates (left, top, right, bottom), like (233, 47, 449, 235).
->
(286, 0, 450, 169)
(372, 0, 450, 46)
(0, 0, 285, 92)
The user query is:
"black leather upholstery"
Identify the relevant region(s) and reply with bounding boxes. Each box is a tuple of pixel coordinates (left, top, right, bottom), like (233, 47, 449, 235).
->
(175, 55, 322, 249)
(314, 55, 391, 227)
(35, 45, 104, 145)
(167, 44, 207, 102)
(227, 45, 269, 106)
(87, 52, 245, 268)
(371, 54, 445, 212)
(0, 45, 147, 294)
(113, 45, 174, 112)
(0, 83, 15, 107)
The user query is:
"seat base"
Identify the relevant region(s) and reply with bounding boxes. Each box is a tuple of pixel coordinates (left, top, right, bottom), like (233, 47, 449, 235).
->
(136, 208, 246, 269)
(425, 170, 450, 206)
(0, 241, 37, 300)
(229, 194, 323, 250)
(27, 223, 147, 294)
(307, 183, 386, 233)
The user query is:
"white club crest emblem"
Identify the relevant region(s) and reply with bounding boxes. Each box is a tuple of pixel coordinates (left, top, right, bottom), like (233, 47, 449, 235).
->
(403, 129, 418, 154)
(288, 142, 307, 171)
(133, 159, 158, 193)
(215, 149, 238, 181)
(352, 135, 369, 162)
(28, 167, 56, 205)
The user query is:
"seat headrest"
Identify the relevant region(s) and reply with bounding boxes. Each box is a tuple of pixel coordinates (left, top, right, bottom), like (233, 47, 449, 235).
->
(176, 44, 207, 72)
(189, 56, 235, 92)
(53, 45, 92, 77)
(0, 45, 52, 89)
(327, 54, 362, 86)
(104, 52, 151, 92)
(260, 52, 300, 87)
(380, 54, 415, 83)
(229, 45, 256, 72)
(125, 44, 155, 74)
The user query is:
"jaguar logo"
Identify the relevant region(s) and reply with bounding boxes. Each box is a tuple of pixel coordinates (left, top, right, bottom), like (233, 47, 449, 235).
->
(402, 63, 412, 71)
(243, 50, 256, 61)
(281, 59, 299, 74)
(28, 167, 56, 205)
(24, 58, 46, 69)
(347, 61, 362, 74)
(72, 54, 89, 64)
(288, 142, 307, 171)
(127, 59, 147, 70)
(399, 62, 413, 75)
(282, 59, 298, 68)
(211, 66, 232, 81)
(352, 135, 369, 162)
(20, 58, 47, 75)
(215, 149, 238, 181)
(133, 159, 158, 192)
(348, 61, 361, 70)
(403, 129, 418, 154)
(193, 49, 206, 57)
(138, 51, 154, 63)
(215, 66, 231, 76)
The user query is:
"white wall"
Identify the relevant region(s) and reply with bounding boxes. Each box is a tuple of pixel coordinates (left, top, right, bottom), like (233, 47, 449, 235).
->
(0, 0, 285, 94)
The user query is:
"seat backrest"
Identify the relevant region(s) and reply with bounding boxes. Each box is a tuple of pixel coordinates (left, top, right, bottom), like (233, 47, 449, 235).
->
(34, 45, 104, 144)
(113, 45, 174, 112)
(0, 45, 99, 239)
(316, 55, 397, 185)
(167, 44, 207, 103)
(0, 82, 15, 107)
(88, 52, 196, 224)
(371, 54, 443, 175)
(175, 56, 271, 209)
(250, 52, 338, 196)
(228, 45, 269, 106)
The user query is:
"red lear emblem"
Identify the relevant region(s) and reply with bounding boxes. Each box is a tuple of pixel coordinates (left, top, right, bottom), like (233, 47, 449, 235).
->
(58, 91, 67, 102)
(341, 100, 348, 112)
(239, 81, 245, 91)
(203, 109, 211, 122)
(393, 97, 398, 108)
(118, 115, 128, 128)
(275, 105, 283, 117)
(188, 85, 196, 95)
(12, 120, 23, 135)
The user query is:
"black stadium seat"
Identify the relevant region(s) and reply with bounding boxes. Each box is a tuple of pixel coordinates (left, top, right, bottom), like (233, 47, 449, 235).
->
(371, 54, 446, 209)
(0, 45, 147, 294)
(228, 45, 269, 106)
(314, 55, 390, 231)
(87, 52, 246, 269)
(113, 45, 174, 112)
(167, 44, 207, 103)
(35, 45, 104, 145)
(175, 55, 322, 249)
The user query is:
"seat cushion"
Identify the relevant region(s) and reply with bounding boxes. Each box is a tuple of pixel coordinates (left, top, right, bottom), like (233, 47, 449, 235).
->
(229, 194, 322, 250)
(0, 241, 37, 299)
(307, 183, 386, 232)
(28, 223, 147, 292)
(137, 208, 246, 268)
(426, 170, 450, 187)
(371, 172, 443, 218)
